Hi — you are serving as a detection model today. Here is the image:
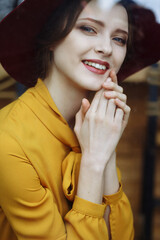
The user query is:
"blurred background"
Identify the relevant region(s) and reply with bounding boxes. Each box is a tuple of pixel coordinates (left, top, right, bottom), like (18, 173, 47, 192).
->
(0, 0, 160, 239)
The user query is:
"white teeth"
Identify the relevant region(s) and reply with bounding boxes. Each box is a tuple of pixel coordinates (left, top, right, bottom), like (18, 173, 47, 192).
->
(84, 61, 106, 70)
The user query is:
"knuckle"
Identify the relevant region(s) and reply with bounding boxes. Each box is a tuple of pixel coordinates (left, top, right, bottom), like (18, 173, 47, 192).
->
(95, 114, 104, 123)
(126, 106, 131, 113)
(108, 91, 116, 98)
(109, 98, 115, 104)
(119, 86, 123, 93)
(117, 108, 123, 114)
(120, 101, 125, 108)
(86, 112, 94, 121)
(113, 122, 121, 132)
(123, 94, 127, 101)
(113, 91, 117, 97)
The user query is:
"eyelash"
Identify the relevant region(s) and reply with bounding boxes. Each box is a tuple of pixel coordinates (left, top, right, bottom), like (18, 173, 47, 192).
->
(79, 25, 96, 34)
(113, 37, 127, 46)
(79, 25, 127, 46)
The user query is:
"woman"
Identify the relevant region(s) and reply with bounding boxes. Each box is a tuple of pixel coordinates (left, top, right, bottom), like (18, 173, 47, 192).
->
(0, 0, 159, 239)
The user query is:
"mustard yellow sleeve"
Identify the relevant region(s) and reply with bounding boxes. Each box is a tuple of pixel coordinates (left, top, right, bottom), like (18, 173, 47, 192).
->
(0, 132, 109, 240)
(65, 196, 109, 239)
(62, 153, 134, 240)
(103, 183, 134, 240)
(64, 180, 134, 240)
(61, 152, 109, 239)
(0, 132, 66, 240)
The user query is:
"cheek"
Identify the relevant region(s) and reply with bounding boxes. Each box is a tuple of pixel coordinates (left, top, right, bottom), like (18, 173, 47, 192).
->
(53, 40, 75, 65)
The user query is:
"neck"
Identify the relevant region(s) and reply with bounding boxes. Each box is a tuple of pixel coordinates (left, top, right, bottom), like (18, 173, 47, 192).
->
(44, 71, 89, 127)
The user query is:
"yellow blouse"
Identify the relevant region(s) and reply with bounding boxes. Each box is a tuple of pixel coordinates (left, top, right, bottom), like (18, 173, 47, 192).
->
(0, 79, 134, 240)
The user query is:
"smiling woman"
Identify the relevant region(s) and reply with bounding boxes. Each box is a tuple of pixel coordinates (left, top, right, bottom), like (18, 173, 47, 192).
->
(36, 0, 129, 92)
(43, 4, 128, 96)
(0, 0, 159, 240)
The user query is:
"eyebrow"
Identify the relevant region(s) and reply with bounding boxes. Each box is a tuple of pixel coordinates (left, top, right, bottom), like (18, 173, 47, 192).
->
(79, 17, 105, 27)
(78, 17, 128, 36)
(114, 29, 128, 37)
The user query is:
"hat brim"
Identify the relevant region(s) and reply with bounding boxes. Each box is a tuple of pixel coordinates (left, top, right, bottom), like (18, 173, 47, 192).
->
(118, 4, 160, 81)
(0, 0, 160, 86)
(0, 0, 63, 87)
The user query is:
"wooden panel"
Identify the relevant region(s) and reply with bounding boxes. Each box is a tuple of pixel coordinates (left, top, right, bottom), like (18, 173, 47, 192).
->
(117, 81, 160, 240)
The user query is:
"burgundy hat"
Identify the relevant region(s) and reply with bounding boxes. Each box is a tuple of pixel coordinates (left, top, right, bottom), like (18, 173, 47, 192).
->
(0, 0, 160, 87)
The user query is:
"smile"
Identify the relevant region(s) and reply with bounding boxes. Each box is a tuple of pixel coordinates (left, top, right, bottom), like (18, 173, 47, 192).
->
(82, 59, 110, 75)
(84, 61, 106, 70)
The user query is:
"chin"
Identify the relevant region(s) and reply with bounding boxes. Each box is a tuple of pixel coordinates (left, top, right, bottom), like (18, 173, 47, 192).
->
(85, 84, 102, 92)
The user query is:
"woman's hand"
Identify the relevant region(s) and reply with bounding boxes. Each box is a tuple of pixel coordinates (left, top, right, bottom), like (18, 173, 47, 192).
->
(102, 70, 130, 134)
(75, 70, 131, 205)
(74, 70, 130, 169)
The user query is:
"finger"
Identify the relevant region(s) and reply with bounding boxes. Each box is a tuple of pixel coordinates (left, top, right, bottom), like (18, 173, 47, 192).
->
(114, 98, 130, 114)
(87, 88, 103, 114)
(105, 99, 116, 121)
(114, 108, 124, 125)
(104, 91, 127, 103)
(74, 99, 90, 133)
(123, 107, 130, 127)
(102, 81, 123, 93)
(81, 98, 90, 121)
(96, 91, 108, 118)
(114, 98, 131, 128)
(74, 103, 83, 134)
(103, 76, 112, 85)
(110, 69, 118, 84)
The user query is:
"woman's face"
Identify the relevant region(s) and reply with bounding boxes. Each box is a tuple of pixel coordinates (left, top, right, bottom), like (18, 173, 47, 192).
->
(50, 0, 128, 91)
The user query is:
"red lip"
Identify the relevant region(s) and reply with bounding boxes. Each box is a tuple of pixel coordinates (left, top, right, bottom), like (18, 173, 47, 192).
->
(83, 59, 110, 68)
(82, 59, 110, 75)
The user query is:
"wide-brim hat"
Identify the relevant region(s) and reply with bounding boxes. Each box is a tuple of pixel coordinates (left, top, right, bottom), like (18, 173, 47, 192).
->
(0, 0, 160, 87)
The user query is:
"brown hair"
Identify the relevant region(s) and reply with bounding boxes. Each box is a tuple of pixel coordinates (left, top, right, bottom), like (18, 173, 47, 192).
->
(35, 0, 91, 80)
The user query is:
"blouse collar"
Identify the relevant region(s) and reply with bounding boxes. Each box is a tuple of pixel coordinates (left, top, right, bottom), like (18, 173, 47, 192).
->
(19, 79, 80, 153)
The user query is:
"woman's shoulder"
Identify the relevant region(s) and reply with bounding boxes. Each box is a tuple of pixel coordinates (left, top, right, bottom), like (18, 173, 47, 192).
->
(0, 100, 19, 131)
(0, 91, 41, 161)
(0, 89, 38, 138)
(0, 100, 28, 164)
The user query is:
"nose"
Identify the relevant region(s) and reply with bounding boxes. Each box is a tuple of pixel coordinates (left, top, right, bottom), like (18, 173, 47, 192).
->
(94, 37, 112, 56)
